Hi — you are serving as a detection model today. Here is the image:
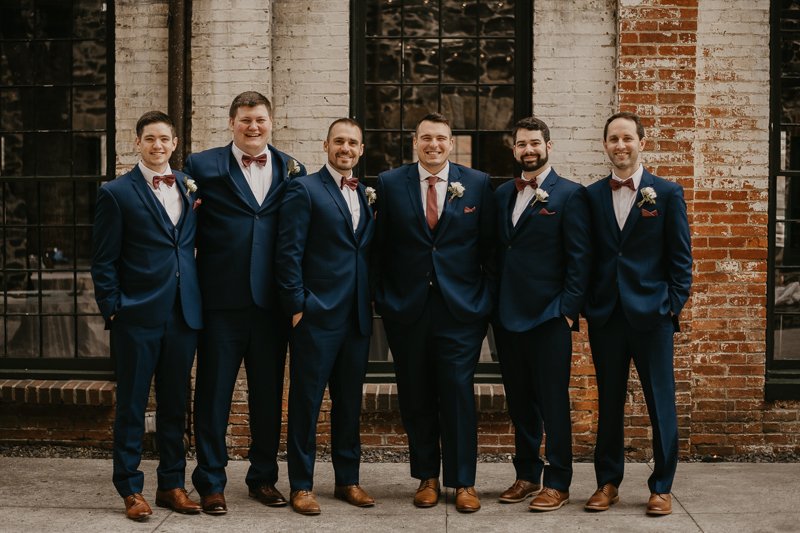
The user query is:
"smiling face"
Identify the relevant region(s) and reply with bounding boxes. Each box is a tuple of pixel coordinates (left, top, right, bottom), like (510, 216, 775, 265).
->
(514, 128, 551, 175)
(324, 122, 364, 176)
(230, 104, 272, 156)
(414, 120, 454, 175)
(603, 117, 647, 177)
(135, 122, 177, 174)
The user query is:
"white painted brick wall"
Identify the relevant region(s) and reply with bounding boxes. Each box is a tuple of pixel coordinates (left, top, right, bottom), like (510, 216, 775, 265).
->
(271, 0, 350, 170)
(533, 0, 617, 185)
(115, 0, 170, 173)
(190, 0, 272, 153)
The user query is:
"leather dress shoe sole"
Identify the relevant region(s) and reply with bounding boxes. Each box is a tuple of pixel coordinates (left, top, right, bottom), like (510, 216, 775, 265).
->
(413, 492, 439, 508)
(585, 494, 619, 511)
(248, 490, 289, 507)
(155, 499, 201, 514)
(499, 488, 542, 503)
(530, 497, 570, 511)
(334, 492, 375, 507)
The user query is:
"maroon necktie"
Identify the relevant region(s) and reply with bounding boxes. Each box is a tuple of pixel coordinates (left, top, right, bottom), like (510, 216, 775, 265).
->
(153, 174, 175, 188)
(340, 175, 359, 191)
(514, 177, 538, 193)
(242, 154, 268, 167)
(610, 178, 636, 191)
(426, 176, 440, 230)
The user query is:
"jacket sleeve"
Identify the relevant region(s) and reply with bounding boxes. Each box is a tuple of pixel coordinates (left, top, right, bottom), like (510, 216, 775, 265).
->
(664, 183, 693, 317)
(558, 185, 592, 330)
(478, 174, 499, 301)
(369, 175, 387, 302)
(275, 178, 312, 316)
(90, 186, 123, 327)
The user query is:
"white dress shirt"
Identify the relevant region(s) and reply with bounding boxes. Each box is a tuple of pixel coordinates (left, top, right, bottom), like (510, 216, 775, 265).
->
(327, 163, 361, 232)
(138, 161, 182, 226)
(611, 164, 643, 230)
(231, 143, 273, 205)
(418, 161, 449, 220)
(512, 166, 552, 226)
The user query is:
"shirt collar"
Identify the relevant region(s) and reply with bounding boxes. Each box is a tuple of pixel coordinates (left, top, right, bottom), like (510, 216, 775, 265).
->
(138, 161, 173, 190)
(231, 142, 270, 167)
(611, 164, 643, 189)
(418, 161, 450, 183)
(326, 162, 353, 188)
(520, 166, 552, 188)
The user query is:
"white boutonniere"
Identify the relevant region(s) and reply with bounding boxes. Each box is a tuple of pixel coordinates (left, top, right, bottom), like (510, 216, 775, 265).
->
(183, 176, 197, 197)
(637, 186, 657, 208)
(365, 186, 377, 206)
(287, 158, 301, 177)
(447, 182, 465, 203)
(530, 188, 549, 207)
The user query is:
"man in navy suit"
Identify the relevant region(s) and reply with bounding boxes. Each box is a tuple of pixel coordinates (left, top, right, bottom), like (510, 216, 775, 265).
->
(583, 112, 692, 516)
(372, 113, 497, 513)
(276, 118, 376, 515)
(92, 111, 203, 520)
(493, 117, 591, 511)
(185, 91, 307, 514)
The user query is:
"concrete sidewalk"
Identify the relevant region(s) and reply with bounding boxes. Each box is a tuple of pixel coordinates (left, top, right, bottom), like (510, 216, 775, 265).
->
(0, 458, 798, 532)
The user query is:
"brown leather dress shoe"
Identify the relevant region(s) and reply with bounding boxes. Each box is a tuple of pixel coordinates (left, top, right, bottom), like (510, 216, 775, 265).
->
(334, 484, 375, 507)
(413, 478, 440, 508)
(529, 487, 570, 511)
(455, 486, 481, 512)
(646, 493, 672, 515)
(123, 493, 152, 520)
(291, 490, 321, 515)
(200, 492, 227, 514)
(248, 484, 288, 507)
(155, 488, 202, 513)
(584, 483, 619, 511)
(499, 479, 542, 503)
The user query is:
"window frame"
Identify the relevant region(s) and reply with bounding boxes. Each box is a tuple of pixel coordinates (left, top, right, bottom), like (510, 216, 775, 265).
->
(767, 0, 800, 400)
(351, 0, 533, 381)
(0, 0, 116, 381)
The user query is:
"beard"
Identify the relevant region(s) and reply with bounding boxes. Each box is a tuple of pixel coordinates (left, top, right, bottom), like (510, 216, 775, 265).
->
(518, 151, 549, 172)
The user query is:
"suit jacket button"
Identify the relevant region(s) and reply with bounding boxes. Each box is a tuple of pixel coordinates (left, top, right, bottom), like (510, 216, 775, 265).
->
(175, 272, 180, 277)
(618, 252, 623, 256)
(426, 272, 431, 277)
(508, 246, 512, 250)
(433, 246, 437, 251)
(255, 215, 260, 220)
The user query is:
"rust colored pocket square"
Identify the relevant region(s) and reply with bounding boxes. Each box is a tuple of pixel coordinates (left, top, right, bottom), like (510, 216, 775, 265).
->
(642, 209, 658, 217)
(192, 199, 202, 210)
(464, 206, 476, 213)
(539, 208, 555, 215)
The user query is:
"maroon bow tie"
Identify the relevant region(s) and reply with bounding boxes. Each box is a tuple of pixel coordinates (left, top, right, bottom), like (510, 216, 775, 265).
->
(242, 153, 268, 167)
(153, 174, 175, 188)
(514, 177, 538, 192)
(340, 175, 359, 191)
(610, 178, 636, 191)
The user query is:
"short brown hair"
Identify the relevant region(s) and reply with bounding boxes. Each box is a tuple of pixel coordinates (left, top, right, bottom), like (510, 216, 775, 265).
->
(512, 117, 550, 144)
(229, 91, 272, 119)
(327, 117, 363, 142)
(136, 111, 176, 139)
(415, 112, 451, 136)
(604, 111, 645, 141)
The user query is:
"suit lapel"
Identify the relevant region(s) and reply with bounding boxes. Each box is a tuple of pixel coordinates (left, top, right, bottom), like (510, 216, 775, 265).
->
(258, 145, 287, 213)
(218, 143, 258, 211)
(433, 164, 460, 242)
(500, 185, 514, 241)
(619, 169, 653, 244)
(321, 166, 358, 242)
(405, 164, 432, 239)
(512, 170, 558, 237)
(600, 175, 621, 243)
(130, 166, 174, 240)
(174, 173, 190, 234)
(355, 183, 373, 246)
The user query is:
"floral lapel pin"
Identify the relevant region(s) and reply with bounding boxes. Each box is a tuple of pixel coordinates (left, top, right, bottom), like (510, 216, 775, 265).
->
(287, 158, 301, 178)
(448, 182, 465, 202)
(183, 176, 197, 197)
(637, 186, 657, 208)
(365, 186, 377, 206)
(530, 188, 549, 207)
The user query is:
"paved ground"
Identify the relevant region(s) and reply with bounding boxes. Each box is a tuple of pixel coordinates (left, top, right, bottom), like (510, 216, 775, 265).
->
(1, 457, 798, 532)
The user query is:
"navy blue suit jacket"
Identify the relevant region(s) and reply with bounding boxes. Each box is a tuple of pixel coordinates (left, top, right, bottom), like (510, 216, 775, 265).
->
(91, 166, 202, 330)
(495, 170, 591, 332)
(275, 166, 375, 336)
(584, 169, 692, 332)
(373, 163, 497, 325)
(184, 143, 307, 311)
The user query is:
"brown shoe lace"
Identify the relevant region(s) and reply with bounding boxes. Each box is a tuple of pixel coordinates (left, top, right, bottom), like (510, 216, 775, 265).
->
(418, 480, 436, 492)
(459, 487, 476, 496)
(542, 487, 560, 499)
(597, 485, 612, 496)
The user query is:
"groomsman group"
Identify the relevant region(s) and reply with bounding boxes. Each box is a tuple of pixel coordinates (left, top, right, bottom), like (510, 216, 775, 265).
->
(91, 90, 692, 521)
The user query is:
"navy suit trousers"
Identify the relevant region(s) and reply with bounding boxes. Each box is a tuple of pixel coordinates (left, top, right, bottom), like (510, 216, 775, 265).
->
(192, 306, 290, 495)
(494, 317, 574, 492)
(383, 289, 487, 488)
(589, 301, 678, 494)
(287, 312, 370, 491)
(112, 294, 197, 498)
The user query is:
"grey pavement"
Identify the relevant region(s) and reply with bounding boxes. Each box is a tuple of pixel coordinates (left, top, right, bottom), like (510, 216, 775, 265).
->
(1, 457, 798, 532)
